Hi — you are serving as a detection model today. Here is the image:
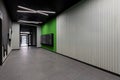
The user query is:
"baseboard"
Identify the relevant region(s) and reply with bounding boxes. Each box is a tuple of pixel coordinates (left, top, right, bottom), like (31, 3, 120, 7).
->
(41, 48, 120, 77)
(12, 49, 20, 50)
(41, 47, 56, 52)
(1, 49, 13, 65)
(36, 47, 41, 48)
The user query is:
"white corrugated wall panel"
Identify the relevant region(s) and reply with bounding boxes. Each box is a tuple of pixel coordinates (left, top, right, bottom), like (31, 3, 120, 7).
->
(57, 0, 120, 74)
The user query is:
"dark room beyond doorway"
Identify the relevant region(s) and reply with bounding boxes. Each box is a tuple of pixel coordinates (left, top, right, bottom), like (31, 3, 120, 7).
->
(20, 25, 37, 47)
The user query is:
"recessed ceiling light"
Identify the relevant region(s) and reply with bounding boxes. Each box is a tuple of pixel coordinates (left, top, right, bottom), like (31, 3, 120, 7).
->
(18, 20, 42, 24)
(17, 5, 56, 16)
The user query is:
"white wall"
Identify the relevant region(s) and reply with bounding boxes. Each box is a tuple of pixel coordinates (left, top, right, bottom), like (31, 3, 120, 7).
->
(57, 0, 120, 74)
(37, 26, 41, 47)
(7, 44, 12, 54)
(11, 23, 20, 49)
(32, 28, 36, 46)
(7, 28, 12, 54)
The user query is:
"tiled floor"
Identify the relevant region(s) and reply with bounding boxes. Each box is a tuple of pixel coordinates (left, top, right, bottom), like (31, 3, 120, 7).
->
(0, 47, 120, 80)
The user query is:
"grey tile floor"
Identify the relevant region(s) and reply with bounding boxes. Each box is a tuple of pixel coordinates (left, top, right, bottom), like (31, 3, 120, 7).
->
(0, 47, 120, 80)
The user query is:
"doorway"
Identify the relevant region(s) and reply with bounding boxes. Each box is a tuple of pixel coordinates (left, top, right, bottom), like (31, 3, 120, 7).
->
(20, 32, 30, 47)
(21, 34, 28, 47)
(20, 25, 37, 47)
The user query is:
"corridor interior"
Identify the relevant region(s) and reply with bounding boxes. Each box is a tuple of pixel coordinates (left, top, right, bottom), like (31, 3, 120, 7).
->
(1, 0, 120, 80)
(0, 47, 120, 80)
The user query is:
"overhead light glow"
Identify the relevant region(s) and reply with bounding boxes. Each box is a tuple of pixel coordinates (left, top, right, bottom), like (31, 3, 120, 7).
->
(18, 20, 42, 24)
(18, 6, 34, 12)
(17, 10, 49, 16)
(37, 10, 56, 14)
(17, 5, 56, 16)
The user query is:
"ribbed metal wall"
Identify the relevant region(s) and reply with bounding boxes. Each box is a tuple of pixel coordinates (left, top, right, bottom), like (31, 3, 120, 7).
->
(57, 0, 120, 74)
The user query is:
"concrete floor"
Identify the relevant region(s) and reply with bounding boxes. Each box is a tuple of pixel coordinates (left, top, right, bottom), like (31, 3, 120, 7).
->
(0, 47, 120, 80)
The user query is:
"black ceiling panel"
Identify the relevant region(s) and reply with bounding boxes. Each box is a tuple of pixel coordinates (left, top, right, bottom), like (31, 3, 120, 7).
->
(3, 0, 83, 25)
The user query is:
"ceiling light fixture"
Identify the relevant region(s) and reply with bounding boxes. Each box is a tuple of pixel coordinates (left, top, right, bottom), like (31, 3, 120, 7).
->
(37, 10, 56, 14)
(18, 6, 34, 12)
(17, 5, 56, 16)
(17, 10, 49, 16)
(18, 20, 42, 24)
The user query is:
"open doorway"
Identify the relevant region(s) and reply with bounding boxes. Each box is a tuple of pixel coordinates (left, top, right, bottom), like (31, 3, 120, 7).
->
(21, 35, 27, 47)
(20, 25, 37, 47)
(20, 32, 29, 47)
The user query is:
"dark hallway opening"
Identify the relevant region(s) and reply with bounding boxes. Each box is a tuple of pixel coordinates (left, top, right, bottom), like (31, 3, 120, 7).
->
(20, 32, 29, 47)
(20, 25, 37, 47)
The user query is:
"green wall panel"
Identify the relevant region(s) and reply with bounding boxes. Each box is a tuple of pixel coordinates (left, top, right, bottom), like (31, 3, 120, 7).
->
(41, 18, 56, 52)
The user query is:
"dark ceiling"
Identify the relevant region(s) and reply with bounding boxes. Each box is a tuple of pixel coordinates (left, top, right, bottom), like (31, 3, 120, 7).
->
(3, 0, 82, 25)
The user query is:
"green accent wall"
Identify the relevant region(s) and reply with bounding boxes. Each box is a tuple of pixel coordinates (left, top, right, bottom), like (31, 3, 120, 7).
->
(41, 18, 56, 52)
